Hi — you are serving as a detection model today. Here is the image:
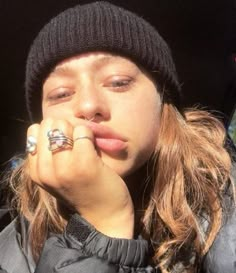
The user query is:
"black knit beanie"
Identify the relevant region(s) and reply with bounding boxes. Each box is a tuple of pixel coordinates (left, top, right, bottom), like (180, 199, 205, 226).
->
(25, 1, 181, 122)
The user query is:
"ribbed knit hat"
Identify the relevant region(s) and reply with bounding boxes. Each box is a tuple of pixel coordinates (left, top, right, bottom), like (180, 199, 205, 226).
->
(25, 1, 181, 122)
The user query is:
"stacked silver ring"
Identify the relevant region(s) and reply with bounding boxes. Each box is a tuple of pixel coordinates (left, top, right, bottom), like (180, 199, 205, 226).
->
(26, 136, 37, 155)
(47, 129, 73, 152)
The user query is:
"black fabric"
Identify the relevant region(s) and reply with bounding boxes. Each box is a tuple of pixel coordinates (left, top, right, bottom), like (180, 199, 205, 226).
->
(201, 209, 236, 273)
(0, 208, 12, 232)
(25, 1, 181, 122)
(65, 214, 150, 268)
(200, 180, 236, 273)
(36, 214, 156, 272)
(66, 214, 93, 243)
(1, 209, 236, 273)
(0, 218, 34, 273)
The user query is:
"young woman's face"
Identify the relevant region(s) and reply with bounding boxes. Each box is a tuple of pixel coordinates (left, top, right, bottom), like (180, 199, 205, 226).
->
(42, 52, 162, 179)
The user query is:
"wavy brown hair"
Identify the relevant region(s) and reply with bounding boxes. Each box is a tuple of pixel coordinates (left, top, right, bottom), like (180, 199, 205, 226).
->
(7, 104, 233, 272)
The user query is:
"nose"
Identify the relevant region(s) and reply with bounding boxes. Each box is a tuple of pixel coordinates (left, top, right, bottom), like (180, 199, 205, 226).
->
(72, 84, 110, 122)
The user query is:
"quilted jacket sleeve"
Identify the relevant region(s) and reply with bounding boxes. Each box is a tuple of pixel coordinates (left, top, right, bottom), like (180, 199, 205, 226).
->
(35, 214, 158, 273)
(201, 181, 236, 273)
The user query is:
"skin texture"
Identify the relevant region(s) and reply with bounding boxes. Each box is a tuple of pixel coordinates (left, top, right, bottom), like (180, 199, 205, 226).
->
(27, 52, 162, 238)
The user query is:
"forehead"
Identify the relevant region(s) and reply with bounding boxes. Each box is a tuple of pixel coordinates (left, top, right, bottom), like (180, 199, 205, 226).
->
(44, 51, 157, 91)
(52, 52, 138, 74)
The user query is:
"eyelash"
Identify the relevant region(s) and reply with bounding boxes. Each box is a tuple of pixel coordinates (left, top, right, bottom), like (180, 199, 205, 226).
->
(47, 89, 74, 102)
(45, 77, 134, 103)
(106, 78, 133, 91)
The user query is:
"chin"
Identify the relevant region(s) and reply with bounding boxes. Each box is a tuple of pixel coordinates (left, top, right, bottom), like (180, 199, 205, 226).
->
(100, 148, 152, 181)
(105, 162, 133, 178)
(102, 157, 145, 183)
(100, 155, 134, 177)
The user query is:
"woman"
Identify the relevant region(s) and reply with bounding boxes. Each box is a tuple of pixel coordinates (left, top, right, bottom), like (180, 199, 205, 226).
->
(0, 1, 235, 273)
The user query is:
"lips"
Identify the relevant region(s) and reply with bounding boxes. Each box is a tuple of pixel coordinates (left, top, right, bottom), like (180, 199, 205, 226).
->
(86, 122, 128, 153)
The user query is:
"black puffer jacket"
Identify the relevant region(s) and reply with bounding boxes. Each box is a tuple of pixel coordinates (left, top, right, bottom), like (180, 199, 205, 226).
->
(36, 214, 155, 273)
(0, 206, 236, 273)
(0, 213, 156, 273)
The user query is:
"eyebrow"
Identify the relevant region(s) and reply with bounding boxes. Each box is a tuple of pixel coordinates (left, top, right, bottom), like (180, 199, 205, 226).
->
(50, 55, 119, 77)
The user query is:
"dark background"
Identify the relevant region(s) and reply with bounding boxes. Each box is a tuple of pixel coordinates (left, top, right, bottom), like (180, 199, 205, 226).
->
(0, 0, 236, 169)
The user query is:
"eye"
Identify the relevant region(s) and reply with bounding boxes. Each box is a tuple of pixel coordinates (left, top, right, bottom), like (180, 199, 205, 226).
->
(111, 79, 131, 87)
(104, 76, 133, 92)
(45, 88, 75, 103)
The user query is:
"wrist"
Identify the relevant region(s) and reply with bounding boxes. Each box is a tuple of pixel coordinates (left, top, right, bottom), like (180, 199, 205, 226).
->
(65, 213, 149, 268)
(80, 209, 134, 239)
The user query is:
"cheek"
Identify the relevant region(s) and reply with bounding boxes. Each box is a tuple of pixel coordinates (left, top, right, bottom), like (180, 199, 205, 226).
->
(123, 91, 161, 141)
(133, 109, 160, 159)
(42, 104, 72, 119)
(116, 92, 161, 164)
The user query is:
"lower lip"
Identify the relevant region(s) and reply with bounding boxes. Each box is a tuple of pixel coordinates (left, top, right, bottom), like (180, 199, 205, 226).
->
(95, 138, 127, 153)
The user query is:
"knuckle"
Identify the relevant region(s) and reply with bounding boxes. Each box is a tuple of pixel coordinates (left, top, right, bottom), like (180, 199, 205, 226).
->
(27, 123, 40, 136)
(52, 119, 73, 136)
(53, 119, 72, 128)
(41, 117, 54, 127)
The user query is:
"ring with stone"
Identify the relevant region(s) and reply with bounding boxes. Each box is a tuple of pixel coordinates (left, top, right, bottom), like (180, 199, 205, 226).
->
(26, 136, 37, 155)
(47, 129, 73, 152)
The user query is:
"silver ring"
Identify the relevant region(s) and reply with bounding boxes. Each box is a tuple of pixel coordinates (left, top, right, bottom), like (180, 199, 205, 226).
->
(47, 129, 73, 152)
(26, 136, 37, 155)
(74, 136, 93, 142)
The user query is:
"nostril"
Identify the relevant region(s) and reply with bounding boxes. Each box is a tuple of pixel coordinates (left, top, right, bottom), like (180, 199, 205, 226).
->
(80, 114, 103, 122)
(84, 116, 96, 122)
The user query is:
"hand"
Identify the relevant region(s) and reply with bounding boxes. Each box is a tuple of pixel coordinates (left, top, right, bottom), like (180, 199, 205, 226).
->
(27, 118, 134, 238)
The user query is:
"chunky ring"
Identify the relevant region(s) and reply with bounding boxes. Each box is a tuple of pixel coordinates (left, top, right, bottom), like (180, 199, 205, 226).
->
(26, 136, 37, 155)
(74, 136, 93, 142)
(47, 129, 73, 152)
